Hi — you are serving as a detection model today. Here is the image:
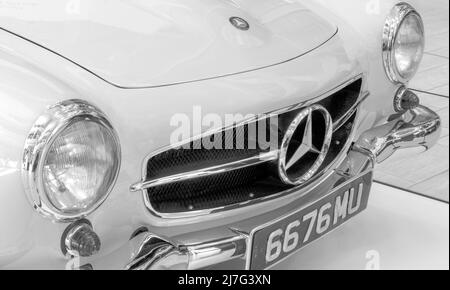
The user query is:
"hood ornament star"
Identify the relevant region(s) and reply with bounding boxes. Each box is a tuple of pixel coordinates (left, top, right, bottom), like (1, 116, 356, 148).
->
(229, 16, 250, 31)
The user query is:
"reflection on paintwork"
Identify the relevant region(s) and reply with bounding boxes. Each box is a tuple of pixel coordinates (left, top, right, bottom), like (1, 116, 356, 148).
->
(0, 0, 337, 87)
(0, 158, 18, 177)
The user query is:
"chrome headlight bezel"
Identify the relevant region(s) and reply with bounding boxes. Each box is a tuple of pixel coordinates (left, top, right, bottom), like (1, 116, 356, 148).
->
(382, 2, 425, 84)
(22, 99, 121, 222)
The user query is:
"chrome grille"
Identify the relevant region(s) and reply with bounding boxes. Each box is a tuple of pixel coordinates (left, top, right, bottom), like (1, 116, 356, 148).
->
(133, 77, 365, 218)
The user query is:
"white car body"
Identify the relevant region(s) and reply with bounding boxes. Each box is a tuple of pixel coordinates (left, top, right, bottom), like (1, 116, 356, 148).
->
(0, 0, 442, 269)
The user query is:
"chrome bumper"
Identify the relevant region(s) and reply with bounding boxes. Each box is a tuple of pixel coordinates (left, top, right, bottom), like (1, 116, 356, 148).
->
(75, 105, 441, 270)
(353, 105, 441, 164)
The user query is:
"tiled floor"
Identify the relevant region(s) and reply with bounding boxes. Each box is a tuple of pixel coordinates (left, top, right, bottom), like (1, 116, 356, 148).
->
(374, 0, 449, 202)
(275, 183, 449, 270)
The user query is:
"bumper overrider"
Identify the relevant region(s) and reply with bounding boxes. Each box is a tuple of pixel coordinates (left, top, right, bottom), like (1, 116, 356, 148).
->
(72, 101, 440, 270)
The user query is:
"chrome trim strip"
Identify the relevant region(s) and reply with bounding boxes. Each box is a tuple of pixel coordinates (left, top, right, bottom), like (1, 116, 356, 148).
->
(333, 91, 368, 131)
(136, 74, 364, 179)
(131, 151, 279, 191)
(134, 75, 367, 219)
(186, 235, 248, 270)
(125, 233, 189, 270)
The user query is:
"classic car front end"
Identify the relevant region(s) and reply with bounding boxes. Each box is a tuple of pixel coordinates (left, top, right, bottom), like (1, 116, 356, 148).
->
(0, 0, 442, 270)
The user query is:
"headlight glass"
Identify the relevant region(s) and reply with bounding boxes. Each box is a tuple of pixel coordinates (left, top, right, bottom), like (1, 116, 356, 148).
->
(43, 120, 118, 213)
(383, 3, 425, 83)
(23, 100, 121, 221)
(393, 13, 425, 80)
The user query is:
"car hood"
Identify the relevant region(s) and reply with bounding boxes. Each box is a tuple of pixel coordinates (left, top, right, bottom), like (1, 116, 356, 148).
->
(0, 0, 337, 88)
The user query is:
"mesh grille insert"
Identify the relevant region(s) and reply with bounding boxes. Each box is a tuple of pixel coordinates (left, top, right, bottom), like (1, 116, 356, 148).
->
(143, 79, 362, 214)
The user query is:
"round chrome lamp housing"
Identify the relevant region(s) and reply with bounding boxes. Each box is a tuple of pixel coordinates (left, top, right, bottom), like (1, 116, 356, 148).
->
(382, 3, 425, 84)
(22, 100, 121, 222)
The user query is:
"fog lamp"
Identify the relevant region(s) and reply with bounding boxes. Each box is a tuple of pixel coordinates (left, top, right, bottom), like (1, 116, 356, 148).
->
(394, 86, 420, 112)
(62, 220, 101, 257)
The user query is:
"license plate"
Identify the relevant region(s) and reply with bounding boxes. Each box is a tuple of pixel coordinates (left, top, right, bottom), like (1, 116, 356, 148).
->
(248, 171, 373, 270)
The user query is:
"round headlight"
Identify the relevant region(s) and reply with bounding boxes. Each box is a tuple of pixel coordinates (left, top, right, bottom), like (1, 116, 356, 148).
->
(383, 3, 425, 83)
(23, 100, 121, 221)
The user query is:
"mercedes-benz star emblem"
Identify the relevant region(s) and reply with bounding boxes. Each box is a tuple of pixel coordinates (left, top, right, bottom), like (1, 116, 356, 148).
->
(278, 105, 333, 186)
(229, 16, 250, 31)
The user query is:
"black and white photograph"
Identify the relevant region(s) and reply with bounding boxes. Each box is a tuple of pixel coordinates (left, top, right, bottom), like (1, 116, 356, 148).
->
(0, 0, 448, 275)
